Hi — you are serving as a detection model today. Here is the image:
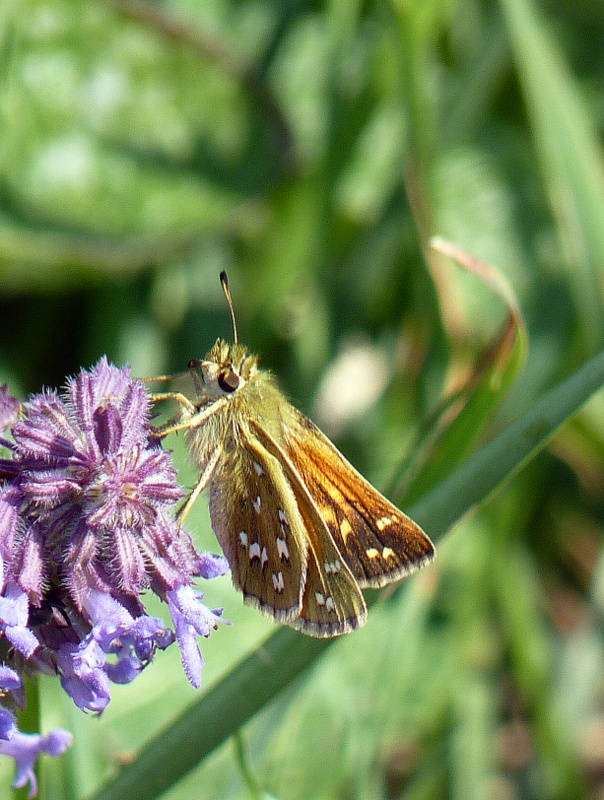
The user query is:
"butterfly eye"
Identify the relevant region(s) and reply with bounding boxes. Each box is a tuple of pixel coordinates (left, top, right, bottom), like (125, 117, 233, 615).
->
(218, 369, 240, 393)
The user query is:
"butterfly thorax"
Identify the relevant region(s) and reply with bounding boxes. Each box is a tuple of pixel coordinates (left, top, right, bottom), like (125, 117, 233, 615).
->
(184, 338, 293, 470)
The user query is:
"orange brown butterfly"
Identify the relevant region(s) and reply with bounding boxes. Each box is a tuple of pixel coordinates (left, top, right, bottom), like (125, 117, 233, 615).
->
(150, 273, 434, 637)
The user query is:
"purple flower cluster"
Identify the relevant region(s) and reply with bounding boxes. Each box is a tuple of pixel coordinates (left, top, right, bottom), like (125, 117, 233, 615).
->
(0, 359, 229, 794)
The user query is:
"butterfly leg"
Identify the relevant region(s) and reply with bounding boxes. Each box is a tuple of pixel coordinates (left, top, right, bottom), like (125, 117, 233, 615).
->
(150, 394, 228, 439)
(177, 447, 222, 526)
(148, 392, 198, 439)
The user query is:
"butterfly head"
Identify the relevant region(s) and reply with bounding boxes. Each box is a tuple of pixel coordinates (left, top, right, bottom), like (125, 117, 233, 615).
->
(187, 271, 260, 398)
(188, 339, 259, 398)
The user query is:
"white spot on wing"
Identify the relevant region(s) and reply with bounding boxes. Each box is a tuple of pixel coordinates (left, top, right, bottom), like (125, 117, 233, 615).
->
(261, 546, 268, 567)
(239, 531, 248, 547)
(249, 542, 261, 561)
(278, 509, 287, 524)
(272, 571, 285, 593)
(382, 547, 395, 559)
(277, 537, 290, 561)
(253, 461, 264, 476)
(315, 592, 325, 606)
(366, 547, 380, 559)
(325, 596, 335, 611)
(253, 495, 262, 514)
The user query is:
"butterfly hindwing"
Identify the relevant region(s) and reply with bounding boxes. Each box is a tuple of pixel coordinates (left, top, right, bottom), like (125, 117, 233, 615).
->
(290, 492, 368, 637)
(208, 433, 308, 623)
(283, 410, 434, 589)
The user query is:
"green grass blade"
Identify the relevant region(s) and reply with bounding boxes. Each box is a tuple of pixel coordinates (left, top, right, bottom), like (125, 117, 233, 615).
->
(410, 348, 604, 534)
(500, 0, 604, 351)
(88, 347, 604, 800)
(399, 238, 528, 504)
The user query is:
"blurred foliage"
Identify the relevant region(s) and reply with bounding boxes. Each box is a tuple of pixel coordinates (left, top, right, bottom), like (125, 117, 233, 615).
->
(1, 0, 604, 799)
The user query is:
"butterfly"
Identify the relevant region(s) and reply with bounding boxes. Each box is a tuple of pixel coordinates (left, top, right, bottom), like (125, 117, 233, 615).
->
(151, 273, 434, 637)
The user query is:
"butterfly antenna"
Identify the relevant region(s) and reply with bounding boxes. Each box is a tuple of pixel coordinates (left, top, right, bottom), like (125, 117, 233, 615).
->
(220, 270, 239, 345)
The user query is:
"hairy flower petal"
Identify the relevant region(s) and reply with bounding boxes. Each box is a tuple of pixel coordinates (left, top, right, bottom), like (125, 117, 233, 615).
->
(0, 666, 21, 740)
(0, 487, 20, 556)
(0, 708, 16, 741)
(0, 584, 38, 659)
(167, 584, 228, 689)
(107, 527, 148, 594)
(10, 524, 45, 600)
(0, 665, 21, 692)
(12, 394, 79, 463)
(0, 386, 19, 433)
(195, 552, 229, 580)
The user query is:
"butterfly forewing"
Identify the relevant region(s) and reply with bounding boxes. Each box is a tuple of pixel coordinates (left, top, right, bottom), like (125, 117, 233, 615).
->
(283, 410, 434, 588)
(208, 430, 308, 623)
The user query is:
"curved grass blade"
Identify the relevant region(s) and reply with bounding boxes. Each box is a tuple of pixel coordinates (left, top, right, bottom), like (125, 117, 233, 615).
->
(88, 347, 604, 800)
(396, 238, 528, 504)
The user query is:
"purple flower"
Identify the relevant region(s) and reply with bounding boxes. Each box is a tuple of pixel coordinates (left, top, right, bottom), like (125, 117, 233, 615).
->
(0, 728, 72, 798)
(0, 708, 16, 741)
(56, 591, 175, 713)
(167, 584, 227, 688)
(0, 666, 21, 740)
(0, 385, 19, 435)
(3, 359, 186, 605)
(0, 666, 72, 796)
(0, 358, 229, 712)
(0, 576, 39, 660)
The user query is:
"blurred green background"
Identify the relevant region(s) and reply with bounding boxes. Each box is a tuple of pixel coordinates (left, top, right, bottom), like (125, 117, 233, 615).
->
(2, 1, 604, 799)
